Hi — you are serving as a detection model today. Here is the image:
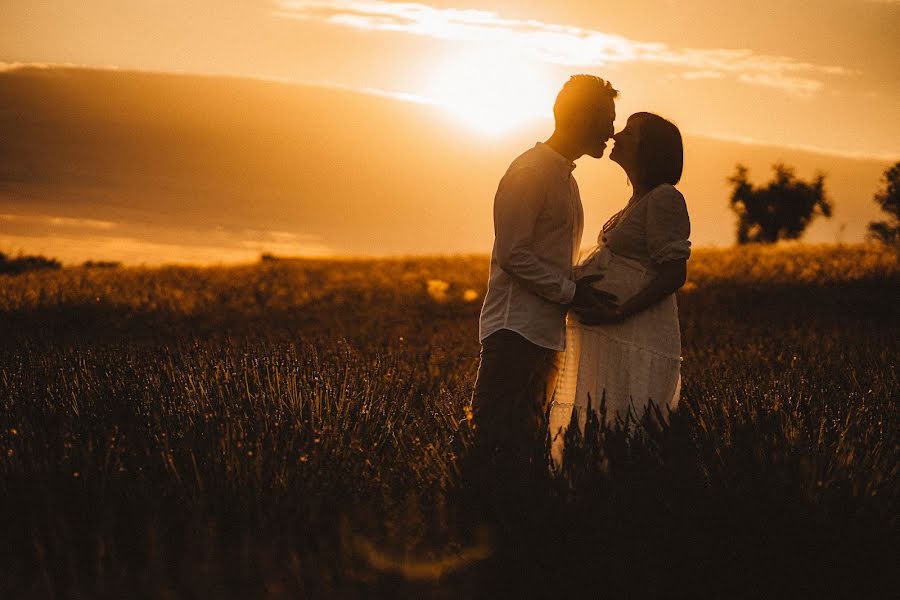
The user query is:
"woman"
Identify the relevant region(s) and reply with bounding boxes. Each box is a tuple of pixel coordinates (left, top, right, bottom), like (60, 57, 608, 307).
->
(548, 112, 691, 465)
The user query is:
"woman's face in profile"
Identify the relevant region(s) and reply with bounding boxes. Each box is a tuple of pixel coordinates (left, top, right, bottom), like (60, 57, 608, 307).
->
(610, 117, 642, 173)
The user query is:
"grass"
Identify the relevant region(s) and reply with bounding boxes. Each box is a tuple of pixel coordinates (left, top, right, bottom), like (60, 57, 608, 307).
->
(0, 244, 897, 598)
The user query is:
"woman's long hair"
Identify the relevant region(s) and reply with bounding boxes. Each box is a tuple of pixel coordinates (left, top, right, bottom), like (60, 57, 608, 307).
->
(601, 113, 683, 236)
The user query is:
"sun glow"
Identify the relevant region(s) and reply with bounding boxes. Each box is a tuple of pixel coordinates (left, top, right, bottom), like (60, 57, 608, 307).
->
(426, 51, 556, 136)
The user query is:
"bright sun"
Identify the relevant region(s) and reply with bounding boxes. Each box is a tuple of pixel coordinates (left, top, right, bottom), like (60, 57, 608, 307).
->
(427, 51, 556, 136)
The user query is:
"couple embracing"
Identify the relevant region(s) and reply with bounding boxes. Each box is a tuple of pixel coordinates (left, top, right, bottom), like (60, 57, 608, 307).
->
(468, 75, 691, 495)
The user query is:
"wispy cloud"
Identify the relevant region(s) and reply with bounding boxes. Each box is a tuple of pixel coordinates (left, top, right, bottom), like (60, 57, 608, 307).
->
(737, 73, 823, 95)
(275, 0, 854, 96)
(686, 131, 899, 162)
(681, 71, 725, 81)
(0, 213, 117, 231)
(0, 218, 333, 265)
(0, 62, 52, 72)
(291, 78, 433, 104)
(0, 62, 121, 73)
(238, 229, 332, 256)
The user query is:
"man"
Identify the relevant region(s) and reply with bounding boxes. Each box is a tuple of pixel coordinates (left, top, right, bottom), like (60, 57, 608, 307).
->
(467, 75, 619, 503)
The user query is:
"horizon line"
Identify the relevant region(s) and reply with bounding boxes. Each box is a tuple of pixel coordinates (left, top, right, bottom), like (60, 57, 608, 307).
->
(6, 240, 879, 269)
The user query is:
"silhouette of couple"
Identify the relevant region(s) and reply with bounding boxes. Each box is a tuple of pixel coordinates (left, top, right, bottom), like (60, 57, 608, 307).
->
(467, 75, 690, 508)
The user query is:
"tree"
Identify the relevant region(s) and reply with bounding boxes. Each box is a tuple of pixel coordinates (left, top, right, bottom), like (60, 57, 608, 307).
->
(728, 163, 832, 244)
(867, 161, 900, 244)
(0, 252, 62, 275)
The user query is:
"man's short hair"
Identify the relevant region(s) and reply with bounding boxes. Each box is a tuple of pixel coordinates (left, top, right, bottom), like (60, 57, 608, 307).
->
(553, 75, 618, 129)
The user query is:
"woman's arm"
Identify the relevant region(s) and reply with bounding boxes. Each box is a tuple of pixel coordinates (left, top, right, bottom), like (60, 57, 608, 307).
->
(619, 258, 686, 317)
(575, 258, 686, 325)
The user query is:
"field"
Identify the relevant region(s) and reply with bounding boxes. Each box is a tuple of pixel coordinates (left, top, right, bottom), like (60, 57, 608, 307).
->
(0, 244, 897, 598)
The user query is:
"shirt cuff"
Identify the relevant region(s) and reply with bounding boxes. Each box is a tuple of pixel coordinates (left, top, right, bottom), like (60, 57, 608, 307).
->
(560, 278, 577, 305)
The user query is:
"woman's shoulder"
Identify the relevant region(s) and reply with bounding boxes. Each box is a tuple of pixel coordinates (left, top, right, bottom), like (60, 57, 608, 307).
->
(645, 184, 689, 223)
(647, 184, 687, 209)
(648, 184, 685, 202)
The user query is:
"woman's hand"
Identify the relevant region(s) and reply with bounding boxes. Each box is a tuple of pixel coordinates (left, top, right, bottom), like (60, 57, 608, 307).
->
(577, 259, 687, 325)
(570, 274, 618, 309)
(574, 302, 625, 325)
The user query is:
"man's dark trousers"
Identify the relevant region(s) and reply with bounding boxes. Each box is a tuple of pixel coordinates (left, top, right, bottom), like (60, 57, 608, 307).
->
(464, 328, 559, 528)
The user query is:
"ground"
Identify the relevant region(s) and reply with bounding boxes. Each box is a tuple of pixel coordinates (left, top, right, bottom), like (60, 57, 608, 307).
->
(0, 244, 896, 598)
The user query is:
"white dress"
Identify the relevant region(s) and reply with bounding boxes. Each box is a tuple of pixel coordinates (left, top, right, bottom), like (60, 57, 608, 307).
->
(548, 184, 691, 466)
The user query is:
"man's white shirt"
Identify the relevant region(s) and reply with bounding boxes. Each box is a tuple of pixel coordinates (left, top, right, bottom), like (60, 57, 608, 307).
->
(479, 142, 585, 351)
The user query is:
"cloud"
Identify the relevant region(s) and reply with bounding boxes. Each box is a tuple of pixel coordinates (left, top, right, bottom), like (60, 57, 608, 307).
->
(0, 213, 117, 231)
(275, 1, 854, 96)
(238, 229, 333, 256)
(0, 233, 273, 265)
(0, 62, 53, 72)
(681, 71, 725, 80)
(0, 219, 333, 265)
(687, 131, 900, 162)
(737, 73, 824, 96)
(0, 62, 121, 73)
(293, 78, 433, 104)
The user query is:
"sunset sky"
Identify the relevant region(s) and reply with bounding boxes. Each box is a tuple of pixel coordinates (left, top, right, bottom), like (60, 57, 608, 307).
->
(1, 1, 898, 263)
(3, 0, 898, 156)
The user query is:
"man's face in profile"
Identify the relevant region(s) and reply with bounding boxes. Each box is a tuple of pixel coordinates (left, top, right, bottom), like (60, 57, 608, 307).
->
(583, 100, 616, 159)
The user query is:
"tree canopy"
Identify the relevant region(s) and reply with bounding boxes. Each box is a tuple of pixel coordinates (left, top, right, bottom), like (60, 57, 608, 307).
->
(728, 164, 831, 245)
(867, 161, 900, 244)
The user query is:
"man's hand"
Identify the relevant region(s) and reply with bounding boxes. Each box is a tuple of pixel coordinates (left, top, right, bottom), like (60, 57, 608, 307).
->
(570, 274, 618, 309)
(574, 303, 625, 325)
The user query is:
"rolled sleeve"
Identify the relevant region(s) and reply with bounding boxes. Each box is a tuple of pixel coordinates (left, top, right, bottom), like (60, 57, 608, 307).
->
(646, 185, 692, 264)
(494, 167, 574, 305)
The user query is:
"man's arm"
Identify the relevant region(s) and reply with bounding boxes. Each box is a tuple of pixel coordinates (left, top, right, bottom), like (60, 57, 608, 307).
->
(493, 167, 576, 305)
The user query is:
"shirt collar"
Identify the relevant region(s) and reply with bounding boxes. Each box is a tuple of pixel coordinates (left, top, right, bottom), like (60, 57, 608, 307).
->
(535, 142, 577, 173)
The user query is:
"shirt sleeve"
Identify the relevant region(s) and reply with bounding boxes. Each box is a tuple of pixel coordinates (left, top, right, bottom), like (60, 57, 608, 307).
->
(493, 166, 577, 304)
(646, 185, 692, 264)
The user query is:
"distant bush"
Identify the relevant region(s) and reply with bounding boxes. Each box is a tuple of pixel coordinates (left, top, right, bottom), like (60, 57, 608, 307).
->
(0, 251, 62, 275)
(82, 260, 122, 269)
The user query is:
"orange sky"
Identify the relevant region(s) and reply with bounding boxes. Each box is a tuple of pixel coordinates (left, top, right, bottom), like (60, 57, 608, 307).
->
(2, 0, 898, 157)
(0, 2, 898, 264)
(0, 66, 892, 264)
